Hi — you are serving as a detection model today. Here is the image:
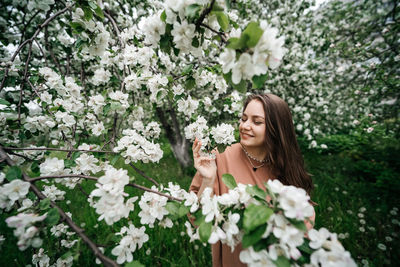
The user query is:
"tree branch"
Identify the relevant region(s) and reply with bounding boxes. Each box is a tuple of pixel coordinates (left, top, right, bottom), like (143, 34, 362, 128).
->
(195, 0, 216, 29)
(0, 5, 73, 92)
(26, 174, 182, 202)
(3, 146, 116, 154)
(0, 146, 119, 267)
(129, 163, 159, 186)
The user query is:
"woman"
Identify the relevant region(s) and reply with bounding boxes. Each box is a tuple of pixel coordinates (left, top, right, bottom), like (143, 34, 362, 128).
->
(189, 93, 315, 267)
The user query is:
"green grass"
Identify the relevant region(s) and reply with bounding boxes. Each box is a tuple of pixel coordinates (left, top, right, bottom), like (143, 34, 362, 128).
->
(1, 142, 399, 266)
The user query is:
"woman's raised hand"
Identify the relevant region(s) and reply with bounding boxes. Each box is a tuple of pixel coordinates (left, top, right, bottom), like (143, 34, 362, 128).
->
(192, 138, 217, 181)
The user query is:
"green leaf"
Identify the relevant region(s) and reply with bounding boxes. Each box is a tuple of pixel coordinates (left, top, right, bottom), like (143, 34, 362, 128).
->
(45, 208, 60, 226)
(215, 12, 229, 32)
(103, 103, 111, 116)
(94, 5, 104, 19)
(110, 102, 122, 111)
(185, 76, 196, 90)
(39, 198, 51, 210)
(222, 173, 237, 189)
(185, 4, 202, 19)
(212, 3, 225, 11)
(242, 22, 263, 48)
(287, 218, 307, 232)
(71, 152, 81, 161)
(110, 155, 120, 165)
(226, 37, 247, 50)
(199, 221, 212, 242)
(178, 205, 190, 218)
(30, 161, 40, 175)
(298, 239, 313, 255)
(182, 64, 194, 76)
(160, 33, 172, 54)
(61, 251, 73, 260)
(242, 224, 266, 248)
(160, 10, 167, 22)
(194, 212, 205, 226)
(246, 185, 267, 201)
(125, 261, 145, 267)
(70, 22, 85, 33)
(64, 159, 76, 168)
(82, 6, 93, 21)
(192, 37, 200, 48)
(88, 1, 98, 9)
(233, 78, 247, 93)
(6, 166, 22, 181)
(252, 73, 268, 89)
(0, 98, 11, 106)
(273, 255, 291, 267)
(165, 202, 180, 218)
(223, 70, 247, 93)
(243, 203, 273, 232)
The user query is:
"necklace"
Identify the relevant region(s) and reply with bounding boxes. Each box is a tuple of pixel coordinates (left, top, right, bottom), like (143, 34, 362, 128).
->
(240, 144, 268, 172)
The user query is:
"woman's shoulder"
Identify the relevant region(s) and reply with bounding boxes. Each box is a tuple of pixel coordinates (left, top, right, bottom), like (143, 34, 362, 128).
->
(218, 143, 242, 158)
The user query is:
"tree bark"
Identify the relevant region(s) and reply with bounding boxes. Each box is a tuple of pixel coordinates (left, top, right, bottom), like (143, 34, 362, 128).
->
(156, 107, 192, 168)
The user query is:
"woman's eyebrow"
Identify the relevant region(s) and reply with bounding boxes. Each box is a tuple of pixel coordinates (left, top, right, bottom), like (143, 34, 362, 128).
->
(242, 113, 265, 119)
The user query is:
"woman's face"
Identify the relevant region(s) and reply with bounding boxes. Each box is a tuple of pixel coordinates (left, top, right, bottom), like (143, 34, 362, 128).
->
(239, 99, 266, 149)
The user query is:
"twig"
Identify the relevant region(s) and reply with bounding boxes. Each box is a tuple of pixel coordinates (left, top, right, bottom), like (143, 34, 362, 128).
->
(0, 5, 73, 92)
(129, 163, 159, 186)
(0, 146, 119, 267)
(195, 0, 216, 29)
(77, 183, 90, 198)
(26, 174, 182, 202)
(104, 10, 126, 92)
(200, 22, 227, 42)
(4, 150, 32, 161)
(3, 146, 116, 154)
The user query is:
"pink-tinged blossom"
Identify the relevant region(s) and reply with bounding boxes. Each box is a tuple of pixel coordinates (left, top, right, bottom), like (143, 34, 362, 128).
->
(231, 53, 254, 84)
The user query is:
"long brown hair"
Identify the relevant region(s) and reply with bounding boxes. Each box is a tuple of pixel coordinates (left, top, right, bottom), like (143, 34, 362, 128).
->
(243, 93, 314, 195)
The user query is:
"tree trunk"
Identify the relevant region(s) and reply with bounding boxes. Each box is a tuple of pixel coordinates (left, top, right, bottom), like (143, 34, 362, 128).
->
(170, 138, 192, 168)
(156, 106, 193, 168)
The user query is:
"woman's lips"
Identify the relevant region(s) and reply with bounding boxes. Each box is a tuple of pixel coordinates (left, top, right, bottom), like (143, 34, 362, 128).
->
(241, 132, 253, 138)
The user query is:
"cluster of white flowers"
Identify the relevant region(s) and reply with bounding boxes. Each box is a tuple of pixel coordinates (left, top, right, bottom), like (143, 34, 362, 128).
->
(177, 95, 199, 119)
(88, 94, 106, 115)
(223, 90, 242, 114)
(220, 21, 285, 84)
(27, 0, 54, 12)
(114, 128, 163, 164)
(71, 153, 101, 175)
(109, 90, 130, 114)
(111, 223, 149, 264)
(91, 68, 111, 86)
(72, 8, 110, 57)
(39, 157, 67, 177)
(309, 228, 357, 266)
(179, 179, 356, 266)
(0, 179, 31, 211)
(24, 115, 56, 134)
(5, 213, 46, 251)
(210, 123, 236, 145)
(32, 248, 51, 267)
(184, 116, 209, 148)
(89, 166, 138, 225)
(162, 0, 209, 55)
(18, 145, 46, 160)
(268, 179, 314, 220)
(139, 12, 166, 47)
(122, 45, 155, 68)
(42, 185, 66, 202)
(185, 184, 253, 249)
(138, 187, 170, 228)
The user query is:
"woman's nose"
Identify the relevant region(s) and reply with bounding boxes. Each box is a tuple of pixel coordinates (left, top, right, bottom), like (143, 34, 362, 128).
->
(242, 120, 251, 129)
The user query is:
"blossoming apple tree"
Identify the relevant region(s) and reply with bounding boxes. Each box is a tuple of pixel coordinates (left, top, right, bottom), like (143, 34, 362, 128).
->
(0, 0, 394, 265)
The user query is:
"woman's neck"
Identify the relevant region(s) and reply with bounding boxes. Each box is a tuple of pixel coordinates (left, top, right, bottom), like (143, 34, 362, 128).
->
(241, 143, 267, 161)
